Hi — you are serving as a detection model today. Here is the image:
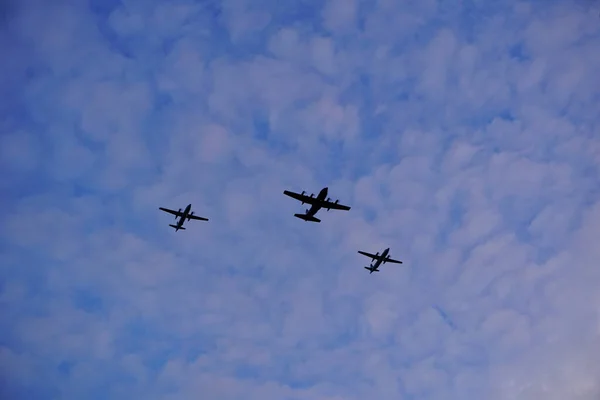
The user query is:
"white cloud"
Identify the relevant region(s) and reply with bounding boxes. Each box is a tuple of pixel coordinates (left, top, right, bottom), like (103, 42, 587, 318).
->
(1, 0, 600, 399)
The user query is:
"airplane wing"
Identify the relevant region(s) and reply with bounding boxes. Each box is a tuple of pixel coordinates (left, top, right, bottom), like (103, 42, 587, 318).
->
(159, 207, 183, 217)
(358, 250, 380, 260)
(384, 256, 403, 264)
(283, 190, 318, 205)
(188, 214, 209, 221)
(321, 199, 351, 211)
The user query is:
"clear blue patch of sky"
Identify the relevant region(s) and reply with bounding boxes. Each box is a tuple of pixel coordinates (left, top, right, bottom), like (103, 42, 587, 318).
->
(0, 24, 39, 106)
(0, 77, 33, 126)
(234, 364, 263, 380)
(453, 1, 517, 43)
(71, 288, 105, 313)
(252, 111, 272, 142)
(57, 360, 73, 376)
(0, 256, 57, 311)
(88, 0, 122, 18)
(90, 5, 136, 59)
(0, 383, 60, 400)
(509, 43, 530, 62)
(362, 207, 377, 223)
(0, 168, 52, 204)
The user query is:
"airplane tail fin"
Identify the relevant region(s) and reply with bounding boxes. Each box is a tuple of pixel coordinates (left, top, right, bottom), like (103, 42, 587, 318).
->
(169, 224, 185, 230)
(294, 213, 321, 223)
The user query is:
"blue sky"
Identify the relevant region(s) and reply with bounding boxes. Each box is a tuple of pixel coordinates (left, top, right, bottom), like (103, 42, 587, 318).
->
(1, 0, 600, 399)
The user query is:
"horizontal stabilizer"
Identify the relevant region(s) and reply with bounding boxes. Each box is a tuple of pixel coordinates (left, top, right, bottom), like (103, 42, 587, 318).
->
(169, 224, 185, 230)
(294, 213, 321, 223)
(364, 266, 379, 273)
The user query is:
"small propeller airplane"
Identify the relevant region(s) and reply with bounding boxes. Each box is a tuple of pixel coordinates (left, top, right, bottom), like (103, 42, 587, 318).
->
(283, 186, 351, 222)
(358, 247, 403, 274)
(158, 203, 208, 231)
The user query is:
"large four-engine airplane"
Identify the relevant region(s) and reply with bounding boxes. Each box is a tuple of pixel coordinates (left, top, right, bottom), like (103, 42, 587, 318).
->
(358, 247, 403, 274)
(159, 203, 208, 231)
(283, 186, 351, 222)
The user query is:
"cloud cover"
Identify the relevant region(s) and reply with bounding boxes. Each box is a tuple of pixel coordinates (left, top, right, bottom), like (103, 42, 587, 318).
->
(1, 0, 600, 398)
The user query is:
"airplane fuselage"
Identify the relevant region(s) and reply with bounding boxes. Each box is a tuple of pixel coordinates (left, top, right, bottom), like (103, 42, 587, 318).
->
(369, 247, 390, 271)
(306, 187, 328, 216)
(176, 204, 192, 229)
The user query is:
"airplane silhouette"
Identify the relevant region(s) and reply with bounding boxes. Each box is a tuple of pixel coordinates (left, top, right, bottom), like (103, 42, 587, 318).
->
(283, 187, 350, 222)
(159, 204, 208, 231)
(358, 247, 403, 273)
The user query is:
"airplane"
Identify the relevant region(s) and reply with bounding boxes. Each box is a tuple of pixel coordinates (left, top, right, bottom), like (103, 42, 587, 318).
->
(158, 203, 208, 231)
(283, 186, 350, 222)
(358, 247, 403, 274)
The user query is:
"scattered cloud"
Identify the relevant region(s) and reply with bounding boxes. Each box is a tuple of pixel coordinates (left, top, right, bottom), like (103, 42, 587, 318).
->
(1, 0, 600, 399)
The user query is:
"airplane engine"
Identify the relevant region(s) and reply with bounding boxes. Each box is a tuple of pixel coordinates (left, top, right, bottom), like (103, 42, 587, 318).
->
(310, 193, 314, 197)
(335, 199, 339, 204)
(188, 211, 194, 221)
(177, 208, 181, 219)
